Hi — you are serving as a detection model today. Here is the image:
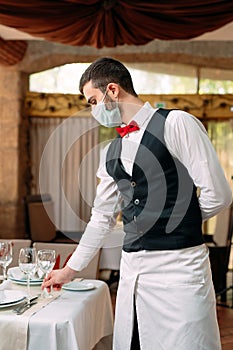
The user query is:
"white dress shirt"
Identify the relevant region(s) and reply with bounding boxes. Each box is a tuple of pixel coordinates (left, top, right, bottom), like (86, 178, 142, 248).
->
(68, 102, 232, 271)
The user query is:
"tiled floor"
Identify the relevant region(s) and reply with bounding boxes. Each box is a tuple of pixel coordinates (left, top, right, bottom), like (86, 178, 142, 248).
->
(217, 270, 233, 349)
(218, 305, 233, 350)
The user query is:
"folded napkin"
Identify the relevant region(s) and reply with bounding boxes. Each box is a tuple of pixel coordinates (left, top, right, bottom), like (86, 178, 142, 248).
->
(53, 254, 60, 270)
(53, 253, 72, 270)
(8, 267, 43, 281)
(7, 267, 25, 280)
(0, 280, 12, 290)
(63, 253, 72, 268)
(36, 268, 45, 279)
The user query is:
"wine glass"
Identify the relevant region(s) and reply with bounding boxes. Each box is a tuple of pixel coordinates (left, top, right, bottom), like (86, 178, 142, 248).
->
(18, 248, 37, 301)
(37, 249, 56, 298)
(0, 242, 13, 280)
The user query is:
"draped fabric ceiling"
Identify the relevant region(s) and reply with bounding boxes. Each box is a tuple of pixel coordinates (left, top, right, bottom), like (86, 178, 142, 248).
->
(0, 0, 233, 66)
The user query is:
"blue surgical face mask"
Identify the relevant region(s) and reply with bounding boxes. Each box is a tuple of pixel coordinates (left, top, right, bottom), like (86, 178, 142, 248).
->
(91, 89, 122, 127)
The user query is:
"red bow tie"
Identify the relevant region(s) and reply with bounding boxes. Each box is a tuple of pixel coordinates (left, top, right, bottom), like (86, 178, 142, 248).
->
(116, 121, 140, 137)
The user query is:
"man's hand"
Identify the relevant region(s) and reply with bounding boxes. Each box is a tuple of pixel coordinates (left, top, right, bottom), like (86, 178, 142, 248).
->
(42, 265, 77, 291)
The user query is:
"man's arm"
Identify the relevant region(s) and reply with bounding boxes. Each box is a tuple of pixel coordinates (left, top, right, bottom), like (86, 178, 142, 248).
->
(164, 110, 232, 221)
(43, 149, 121, 289)
(67, 170, 121, 271)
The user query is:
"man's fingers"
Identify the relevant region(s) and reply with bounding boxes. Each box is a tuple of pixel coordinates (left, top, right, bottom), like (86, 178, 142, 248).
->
(42, 281, 62, 291)
(42, 276, 52, 289)
(41, 273, 62, 291)
(41, 268, 68, 291)
(44, 272, 52, 282)
(53, 284, 62, 291)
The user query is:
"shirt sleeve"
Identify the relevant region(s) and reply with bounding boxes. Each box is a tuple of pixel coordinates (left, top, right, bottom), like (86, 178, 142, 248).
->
(164, 110, 232, 221)
(67, 144, 121, 271)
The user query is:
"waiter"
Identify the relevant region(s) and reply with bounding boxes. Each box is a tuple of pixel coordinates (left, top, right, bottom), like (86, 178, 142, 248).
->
(43, 57, 232, 350)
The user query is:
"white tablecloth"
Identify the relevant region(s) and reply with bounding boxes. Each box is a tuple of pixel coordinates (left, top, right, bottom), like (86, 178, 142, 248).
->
(0, 280, 113, 350)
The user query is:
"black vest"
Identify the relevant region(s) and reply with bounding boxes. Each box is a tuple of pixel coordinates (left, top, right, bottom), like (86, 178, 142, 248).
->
(106, 108, 204, 252)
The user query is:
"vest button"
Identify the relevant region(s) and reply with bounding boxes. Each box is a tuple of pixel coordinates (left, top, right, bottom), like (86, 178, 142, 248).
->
(131, 181, 136, 187)
(134, 199, 140, 205)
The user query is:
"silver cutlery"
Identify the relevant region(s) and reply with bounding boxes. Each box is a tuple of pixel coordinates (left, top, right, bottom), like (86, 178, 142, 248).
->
(12, 295, 39, 314)
(15, 300, 38, 315)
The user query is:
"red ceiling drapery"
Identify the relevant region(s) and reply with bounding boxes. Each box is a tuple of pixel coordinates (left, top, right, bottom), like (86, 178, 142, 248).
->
(0, 37, 27, 65)
(0, 0, 232, 49)
(0, 1, 232, 65)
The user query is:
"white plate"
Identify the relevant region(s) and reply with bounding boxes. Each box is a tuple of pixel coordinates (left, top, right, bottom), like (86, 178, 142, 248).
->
(0, 290, 27, 308)
(0, 299, 26, 309)
(62, 281, 95, 291)
(8, 267, 43, 285)
(8, 277, 43, 286)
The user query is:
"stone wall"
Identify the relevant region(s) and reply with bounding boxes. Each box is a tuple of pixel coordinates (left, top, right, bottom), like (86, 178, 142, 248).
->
(18, 40, 233, 73)
(0, 68, 29, 238)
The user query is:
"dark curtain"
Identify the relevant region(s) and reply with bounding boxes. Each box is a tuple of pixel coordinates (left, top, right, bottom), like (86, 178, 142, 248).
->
(0, 1, 232, 49)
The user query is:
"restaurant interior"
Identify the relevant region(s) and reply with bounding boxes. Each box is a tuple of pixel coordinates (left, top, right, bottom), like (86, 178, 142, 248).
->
(0, 2, 233, 349)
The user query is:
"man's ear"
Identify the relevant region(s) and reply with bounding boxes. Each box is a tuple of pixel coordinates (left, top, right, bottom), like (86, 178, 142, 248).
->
(107, 83, 120, 99)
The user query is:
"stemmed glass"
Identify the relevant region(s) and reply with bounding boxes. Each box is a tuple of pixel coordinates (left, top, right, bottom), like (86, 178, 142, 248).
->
(0, 242, 13, 281)
(18, 248, 37, 301)
(37, 249, 56, 298)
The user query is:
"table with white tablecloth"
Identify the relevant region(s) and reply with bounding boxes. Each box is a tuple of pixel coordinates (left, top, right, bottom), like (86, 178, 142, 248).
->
(0, 279, 113, 350)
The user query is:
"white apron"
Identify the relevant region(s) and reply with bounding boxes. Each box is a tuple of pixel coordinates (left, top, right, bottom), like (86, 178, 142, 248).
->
(113, 244, 221, 350)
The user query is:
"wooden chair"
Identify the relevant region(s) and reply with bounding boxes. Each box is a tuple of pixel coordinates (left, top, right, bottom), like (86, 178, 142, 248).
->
(25, 194, 57, 242)
(203, 203, 233, 302)
(0, 239, 32, 269)
(25, 193, 80, 243)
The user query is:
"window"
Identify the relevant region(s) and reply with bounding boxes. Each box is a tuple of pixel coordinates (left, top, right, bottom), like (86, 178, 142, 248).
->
(30, 63, 233, 95)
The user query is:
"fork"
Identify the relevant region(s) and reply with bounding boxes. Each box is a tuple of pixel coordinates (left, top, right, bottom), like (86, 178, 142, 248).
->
(12, 295, 39, 314)
(15, 300, 38, 315)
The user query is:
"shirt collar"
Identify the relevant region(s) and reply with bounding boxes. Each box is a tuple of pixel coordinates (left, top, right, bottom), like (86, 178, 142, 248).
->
(127, 102, 157, 128)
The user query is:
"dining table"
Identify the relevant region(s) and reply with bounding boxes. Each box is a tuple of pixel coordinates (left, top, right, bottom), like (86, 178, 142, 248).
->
(0, 277, 113, 350)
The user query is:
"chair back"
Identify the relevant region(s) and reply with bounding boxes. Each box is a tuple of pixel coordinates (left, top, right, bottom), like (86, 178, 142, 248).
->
(213, 203, 233, 271)
(25, 194, 56, 242)
(206, 203, 233, 300)
(0, 239, 32, 269)
(33, 242, 100, 279)
(213, 205, 232, 246)
(225, 203, 233, 269)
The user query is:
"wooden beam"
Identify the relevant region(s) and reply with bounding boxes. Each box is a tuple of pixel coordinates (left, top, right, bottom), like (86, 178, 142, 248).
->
(25, 92, 233, 119)
(25, 92, 91, 118)
(140, 94, 233, 120)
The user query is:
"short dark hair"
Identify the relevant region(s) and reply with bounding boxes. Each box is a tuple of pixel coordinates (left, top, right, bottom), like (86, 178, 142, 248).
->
(79, 57, 137, 97)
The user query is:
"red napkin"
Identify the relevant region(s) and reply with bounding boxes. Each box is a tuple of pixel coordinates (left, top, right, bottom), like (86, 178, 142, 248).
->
(62, 253, 73, 268)
(53, 254, 60, 269)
